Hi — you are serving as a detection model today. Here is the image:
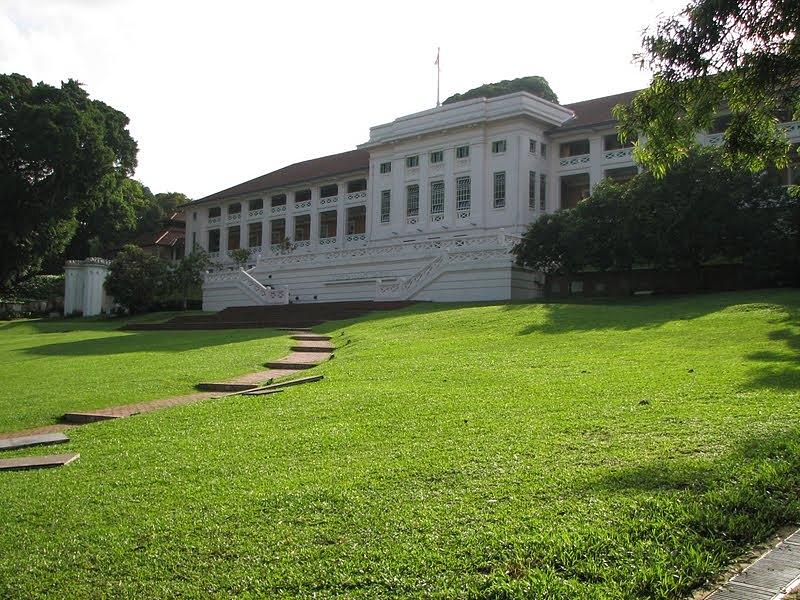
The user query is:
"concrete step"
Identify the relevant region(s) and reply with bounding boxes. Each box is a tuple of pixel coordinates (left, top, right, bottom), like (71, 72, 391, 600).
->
(0, 453, 80, 471)
(0, 432, 69, 451)
(243, 375, 324, 395)
(196, 382, 263, 392)
(62, 412, 120, 424)
(291, 345, 333, 353)
(291, 334, 331, 341)
(265, 361, 317, 370)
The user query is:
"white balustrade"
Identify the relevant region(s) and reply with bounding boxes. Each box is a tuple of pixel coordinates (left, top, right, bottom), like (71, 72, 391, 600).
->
(247, 208, 264, 219)
(270, 205, 287, 215)
(294, 239, 311, 248)
(319, 237, 336, 246)
(559, 154, 591, 168)
(319, 196, 338, 207)
(345, 191, 367, 203)
(208, 216, 222, 226)
(457, 209, 471, 220)
(346, 233, 366, 242)
(226, 213, 241, 224)
(406, 215, 419, 225)
(431, 213, 445, 223)
(602, 147, 634, 162)
(294, 200, 312, 211)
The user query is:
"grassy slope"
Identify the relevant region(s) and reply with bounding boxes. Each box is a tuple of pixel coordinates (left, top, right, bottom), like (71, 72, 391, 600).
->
(0, 313, 290, 432)
(1, 291, 799, 598)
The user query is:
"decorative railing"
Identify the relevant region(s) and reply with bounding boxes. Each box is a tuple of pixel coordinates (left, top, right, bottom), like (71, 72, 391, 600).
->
(208, 216, 222, 226)
(345, 191, 367, 202)
(270, 205, 286, 215)
(294, 239, 311, 248)
(559, 154, 591, 168)
(247, 208, 264, 219)
(319, 237, 336, 246)
(346, 233, 366, 242)
(294, 200, 312, 210)
(457, 209, 471, 220)
(319, 196, 338, 207)
(602, 147, 633, 162)
(226, 213, 241, 224)
(406, 215, 419, 225)
(204, 268, 288, 305)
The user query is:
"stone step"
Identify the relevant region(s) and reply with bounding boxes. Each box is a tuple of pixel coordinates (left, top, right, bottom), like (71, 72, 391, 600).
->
(196, 382, 263, 392)
(277, 327, 312, 332)
(0, 432, 69, 451)
(243, 375, 324, 395)
(290, 345, 333, 353)
(62, 412, 120, 424)
(265, 361, 317, 370)
(0, 453, 80, 471)
(290, 334, 332, 341)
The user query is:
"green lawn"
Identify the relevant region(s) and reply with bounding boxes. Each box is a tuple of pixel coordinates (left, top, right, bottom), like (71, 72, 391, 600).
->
(1, 290, 799, 598)
(0, 313, 290, 432)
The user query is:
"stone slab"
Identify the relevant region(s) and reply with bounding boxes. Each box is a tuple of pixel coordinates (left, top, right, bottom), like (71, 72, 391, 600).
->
(244, 375, 324, 394)
(196, 382, 262, 392)
(0, 432, 69, 451)
(290, 334, 332, 341)
(291, 345, 333, 353)
(62, 412, 121, 424)
(277, 327, 311, 331)
(0, 453, 80, 471)
(265, 361, 317, 370)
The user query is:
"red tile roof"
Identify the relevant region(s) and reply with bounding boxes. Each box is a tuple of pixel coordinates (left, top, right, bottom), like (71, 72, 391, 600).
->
(196, 149, 369, 204)
(559, 89, 641, 131)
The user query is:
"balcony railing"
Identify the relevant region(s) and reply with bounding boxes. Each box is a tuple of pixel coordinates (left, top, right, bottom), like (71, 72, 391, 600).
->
(226, 213, 241, 224)
(559, 154, 591, 168)
(294, 200, 312, 211)
(319, 236, 336, 246)
(345, 191, 367, 203)
(208, 216, 222, 226)
(346, 233, 366, 242)
(602, 147, 634, 162)
(319, 195, 338, 206)
(247, 208, 264, 219)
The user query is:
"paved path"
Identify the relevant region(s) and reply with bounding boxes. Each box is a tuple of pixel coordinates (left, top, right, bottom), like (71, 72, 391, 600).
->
(0, 335, 332, 441)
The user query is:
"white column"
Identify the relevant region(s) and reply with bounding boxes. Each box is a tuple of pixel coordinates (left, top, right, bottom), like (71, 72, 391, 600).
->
(444, 147, 455, 227)
(418, 158, 429, 232)
(472, 141, 486, 230)
(336, 181, 346, 246)
(589, 135, 603, 190)
(239, 220, 248, 251)
(310, 187, 320, 250)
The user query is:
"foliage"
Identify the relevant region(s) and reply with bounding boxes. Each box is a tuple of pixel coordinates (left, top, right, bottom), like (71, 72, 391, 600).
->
(615, 0, 800, 176)
(0, 274, 64, 302)
(104, 245, 169, 313)
(0, 73, 137, 290)
(228, 247, 253, 268)
(169, 248, 212, 309)
(1, 291, 800, 598)
(443, 75, 558, 105)
(515, 149, 797, 275)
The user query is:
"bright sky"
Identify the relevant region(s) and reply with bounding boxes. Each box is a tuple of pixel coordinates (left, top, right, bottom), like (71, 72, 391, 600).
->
(0, 0, 687, 200)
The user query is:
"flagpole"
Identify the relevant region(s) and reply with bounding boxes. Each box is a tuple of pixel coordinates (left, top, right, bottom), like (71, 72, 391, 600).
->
(435, 47, 441, 107)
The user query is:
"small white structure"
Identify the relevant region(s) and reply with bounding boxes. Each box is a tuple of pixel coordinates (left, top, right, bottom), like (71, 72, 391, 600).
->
(183, 87, 800, 310)
(64, 258, 113, 316)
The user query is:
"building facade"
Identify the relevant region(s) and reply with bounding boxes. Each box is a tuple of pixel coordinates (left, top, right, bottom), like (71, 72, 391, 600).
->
(184, 89, 800, 310)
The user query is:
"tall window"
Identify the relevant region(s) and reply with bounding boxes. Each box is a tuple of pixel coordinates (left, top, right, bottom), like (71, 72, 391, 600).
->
(456, 176, 471, 210)
(271, 194, 287, 207)
(493, 172, 506, 208)
(209, 207, 221, 218)
(248, 222, 262, 247)
(456, 145, 470, 159)
(539, 174, 547, 211)
(228, 203, 241, 215)
(295, 189, 312, 202)
(406, 155, 419, 168)
(249, 198, 263, 211)
(492, 140, 507, 154)
(541, 143, 547, 158)
(270, 219, 286, 244)
(294, 214, 311, 241)
(430, 181, 444, 214)
(380, 161, 392, 174)
(380, 190, 391, 223)
(319, 210, 337, 239)
(529, 139, 537, 154)
(227, 226, 240, 250)
(560, 139, 590, 157)
(430, 150, 443, 164)
(320, 184, 338, 199)
(208, 229, 220, 252)
(529, 171, 536, 208)
(406, 184, 419, 216)
(347, 206, 366, 235)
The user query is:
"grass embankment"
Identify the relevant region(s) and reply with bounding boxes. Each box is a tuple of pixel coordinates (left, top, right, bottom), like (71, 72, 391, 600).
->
(1, 291, 799, 598)
(0, 313, 290, 432)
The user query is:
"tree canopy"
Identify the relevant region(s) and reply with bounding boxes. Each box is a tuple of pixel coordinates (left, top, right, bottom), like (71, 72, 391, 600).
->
(442, 76, 558, 106)
(0, 73, 138, 290)
(614, 0, 800, 176)
(514, 149, 798, 278)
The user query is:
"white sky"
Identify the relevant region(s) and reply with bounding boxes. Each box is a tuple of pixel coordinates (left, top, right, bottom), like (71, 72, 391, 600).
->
(0, 0, 687, 199)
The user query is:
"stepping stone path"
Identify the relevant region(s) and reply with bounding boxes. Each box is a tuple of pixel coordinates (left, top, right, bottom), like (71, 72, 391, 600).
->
(0, 329, 334, 470)
(704, 528, 800, 599)
(0, 453, 80, 471)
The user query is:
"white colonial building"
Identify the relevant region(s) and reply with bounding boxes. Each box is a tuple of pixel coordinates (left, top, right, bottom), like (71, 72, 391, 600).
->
(184, 89, 800, 310)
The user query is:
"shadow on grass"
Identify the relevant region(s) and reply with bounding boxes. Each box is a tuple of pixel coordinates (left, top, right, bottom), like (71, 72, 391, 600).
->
(509, 289, 799, 336)
(742, 307, 800, 391)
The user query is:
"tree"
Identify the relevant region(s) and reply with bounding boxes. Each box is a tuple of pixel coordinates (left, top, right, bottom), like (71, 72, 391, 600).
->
(514, 149, 794, 276)
(104, 245, 169, 314)
(229, 248, 253, 268)
(0, 74, 138, 290)
(614, 0, 800, 176)
(169, 248, 212, 310)
(443, 76, 558, 105)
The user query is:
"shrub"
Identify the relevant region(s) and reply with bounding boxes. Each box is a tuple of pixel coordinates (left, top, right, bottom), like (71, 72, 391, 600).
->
(104, 245, 169, 314)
